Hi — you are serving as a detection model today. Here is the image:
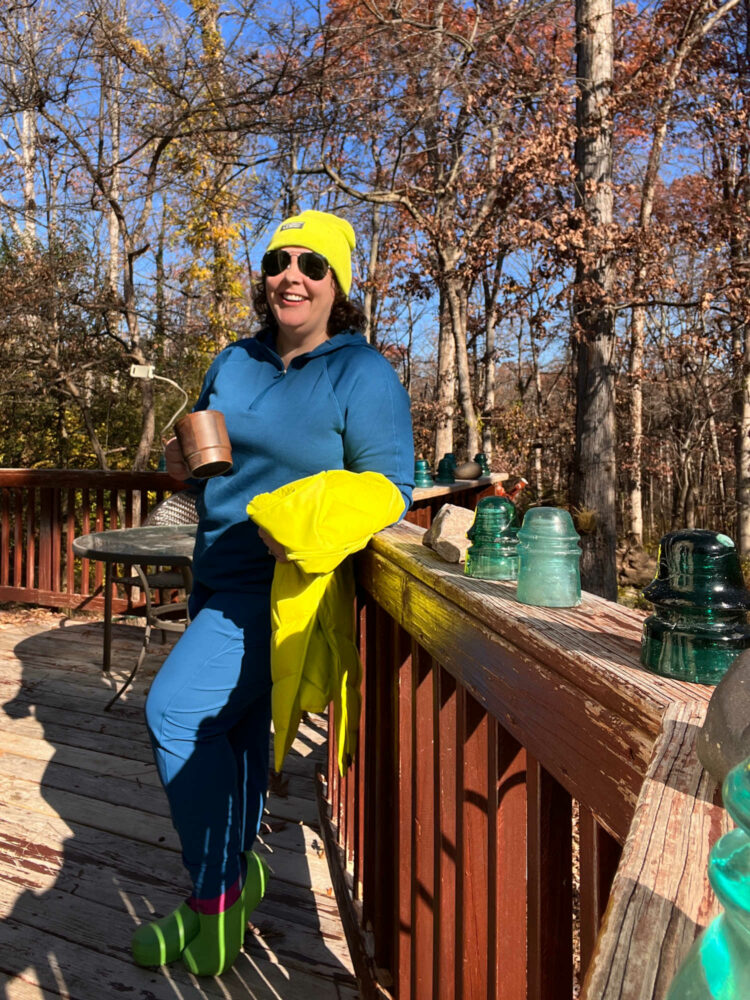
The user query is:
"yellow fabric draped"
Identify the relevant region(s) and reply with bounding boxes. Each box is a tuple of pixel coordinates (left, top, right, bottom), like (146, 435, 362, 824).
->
(247, 470, 405, 774)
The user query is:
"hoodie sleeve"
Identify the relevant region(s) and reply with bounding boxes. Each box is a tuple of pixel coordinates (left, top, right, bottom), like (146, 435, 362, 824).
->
(334, 348, 415, 517)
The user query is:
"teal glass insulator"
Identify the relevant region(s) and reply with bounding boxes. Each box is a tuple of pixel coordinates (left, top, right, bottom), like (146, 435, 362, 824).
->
(434, 458, 455, 485)
(640, 530, 750, 686)
(665, 757, 750, 999)
(465, 497, 520, 580)
(516, 507, 582, 607)
(414, 459, 435, 488)
(474, 452, 491, 477)
(442, 452, 457, 471)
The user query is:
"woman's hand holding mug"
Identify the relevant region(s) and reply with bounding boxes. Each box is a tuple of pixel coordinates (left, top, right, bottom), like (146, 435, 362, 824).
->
(163, 436, 191, 481)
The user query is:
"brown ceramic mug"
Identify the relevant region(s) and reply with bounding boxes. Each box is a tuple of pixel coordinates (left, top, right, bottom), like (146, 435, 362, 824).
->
(174, 410, 232, 479)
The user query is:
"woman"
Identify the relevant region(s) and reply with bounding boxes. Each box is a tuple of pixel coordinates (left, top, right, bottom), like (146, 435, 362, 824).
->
(131, 209, 414, 976)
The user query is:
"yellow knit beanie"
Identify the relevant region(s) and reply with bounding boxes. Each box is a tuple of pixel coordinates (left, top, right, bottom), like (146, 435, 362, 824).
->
(266, 209, 356, 296)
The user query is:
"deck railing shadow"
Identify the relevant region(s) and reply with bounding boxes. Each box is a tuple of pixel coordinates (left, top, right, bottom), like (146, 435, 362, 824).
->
(323, 520, 729, 1000)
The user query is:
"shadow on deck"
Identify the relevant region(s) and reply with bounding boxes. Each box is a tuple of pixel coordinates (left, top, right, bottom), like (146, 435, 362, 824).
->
(0, 611, 359, 999)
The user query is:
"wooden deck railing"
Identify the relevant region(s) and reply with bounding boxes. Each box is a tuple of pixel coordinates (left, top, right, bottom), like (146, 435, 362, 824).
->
(323, 520, 727, 1000)
(0, 469, 185, 613)
(0, 469, 724, 997)
(0, 468, 498, 613)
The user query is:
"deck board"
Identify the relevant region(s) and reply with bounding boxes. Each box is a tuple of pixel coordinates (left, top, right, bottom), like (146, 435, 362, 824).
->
(0, 610, 359, 999)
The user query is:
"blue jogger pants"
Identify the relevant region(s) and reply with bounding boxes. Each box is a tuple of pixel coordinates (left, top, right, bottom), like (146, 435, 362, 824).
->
(144, 583, 272, 902)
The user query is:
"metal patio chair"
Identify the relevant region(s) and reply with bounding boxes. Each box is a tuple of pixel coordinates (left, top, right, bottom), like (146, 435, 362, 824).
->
(105, 490, 199, 710)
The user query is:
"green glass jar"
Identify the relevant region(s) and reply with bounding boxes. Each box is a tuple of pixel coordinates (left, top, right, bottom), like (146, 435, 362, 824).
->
(434, 457, 455, 485)
(464, 497, 520, 580)
(516, 507, 582, 607)
(414, 459, 434, 488)
(640, 531, 750, 685)
(474, 452, 491, 476)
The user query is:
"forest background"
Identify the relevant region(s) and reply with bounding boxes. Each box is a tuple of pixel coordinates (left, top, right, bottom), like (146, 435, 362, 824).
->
(0, 0, 748, 598)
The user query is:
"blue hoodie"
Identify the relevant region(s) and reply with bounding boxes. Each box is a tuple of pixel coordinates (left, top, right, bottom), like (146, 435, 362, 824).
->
(189, 329, 415, 592)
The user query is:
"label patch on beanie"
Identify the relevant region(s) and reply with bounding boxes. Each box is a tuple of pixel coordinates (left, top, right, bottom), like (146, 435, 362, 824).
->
(280, 222, 304, 231)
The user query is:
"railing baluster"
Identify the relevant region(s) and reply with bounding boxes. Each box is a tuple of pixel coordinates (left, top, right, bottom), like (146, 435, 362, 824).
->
(1, 488, 9, 586)
(80, 487, 91, 598)
(39, 486, 53, 592)
(396, 625, 413, 998)
(338, 705, 349, 861)
(354, 594, 367, 901)
(455, 684, 466, 998)
(93, 488, 105, 593)
(494, 724, 527, 1000)
(330, 704, 343, 839)
(527, 755, 573, 1000)
(108, 487, 118, 530)
(13, 492, 22, 587)
(95, 487, 105, 531)
(345, 712, 356, 864)
(462, 691, 490, 1000)
(51, 486, 62, 594)
(25, 488, 35, 589)
(578, 805, 621, 980)
(66, 488, 76, 597)
(413, 645, 434, 999)
(436, 664, 458, 1000)
(364, 603, 398, 975)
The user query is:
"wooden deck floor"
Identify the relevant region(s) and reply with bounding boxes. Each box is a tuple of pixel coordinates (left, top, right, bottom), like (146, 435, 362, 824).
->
(0, 609, 359, 999)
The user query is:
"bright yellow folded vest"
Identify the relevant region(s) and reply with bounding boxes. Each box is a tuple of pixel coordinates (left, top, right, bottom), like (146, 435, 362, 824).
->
(247, 470, 405, 774)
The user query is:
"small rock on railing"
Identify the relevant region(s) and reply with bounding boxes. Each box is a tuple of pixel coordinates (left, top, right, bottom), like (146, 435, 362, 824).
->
(422, 504, 475, 563)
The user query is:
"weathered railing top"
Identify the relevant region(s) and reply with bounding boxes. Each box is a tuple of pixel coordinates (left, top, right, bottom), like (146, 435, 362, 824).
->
(357, 520, 727, 999)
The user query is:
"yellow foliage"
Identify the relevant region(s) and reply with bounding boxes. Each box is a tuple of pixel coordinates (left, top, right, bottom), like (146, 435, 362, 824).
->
(128, 37, 151, 61)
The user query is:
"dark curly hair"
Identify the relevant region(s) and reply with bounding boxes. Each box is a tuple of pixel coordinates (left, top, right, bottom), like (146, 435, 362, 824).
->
(252, 275, 365, 336)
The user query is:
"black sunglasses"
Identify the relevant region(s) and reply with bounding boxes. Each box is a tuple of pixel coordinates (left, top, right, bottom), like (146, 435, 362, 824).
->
(261, 249, 330, 282)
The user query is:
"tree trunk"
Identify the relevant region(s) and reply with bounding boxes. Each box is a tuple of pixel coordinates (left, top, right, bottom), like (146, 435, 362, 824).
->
(446, 277, 479, 457)
(434, 289, 456, 463)
(193, 0, 235, 351)
(481, 271, 499, 461)
(104, 37, 122, 344)
(729, 64, 750, 550)
(699, 366, 727, 522)
(733, 323, 750, 551)
(627, 305, 645, 542)
(8, 4, 38, 238)
(572, 0, 618, 599)
(21, 106, 37, 238)
(363, 204, 382, 345)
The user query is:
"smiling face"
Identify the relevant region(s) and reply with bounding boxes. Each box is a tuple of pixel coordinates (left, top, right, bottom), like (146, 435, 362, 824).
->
(264, 246, 337, 357)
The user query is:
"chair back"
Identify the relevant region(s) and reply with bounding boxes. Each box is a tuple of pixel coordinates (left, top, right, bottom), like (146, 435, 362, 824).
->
(145, 491, 199, 526)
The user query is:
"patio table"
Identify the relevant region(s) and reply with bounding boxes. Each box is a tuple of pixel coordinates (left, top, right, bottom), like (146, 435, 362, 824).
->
(72, 524, 197, 673)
